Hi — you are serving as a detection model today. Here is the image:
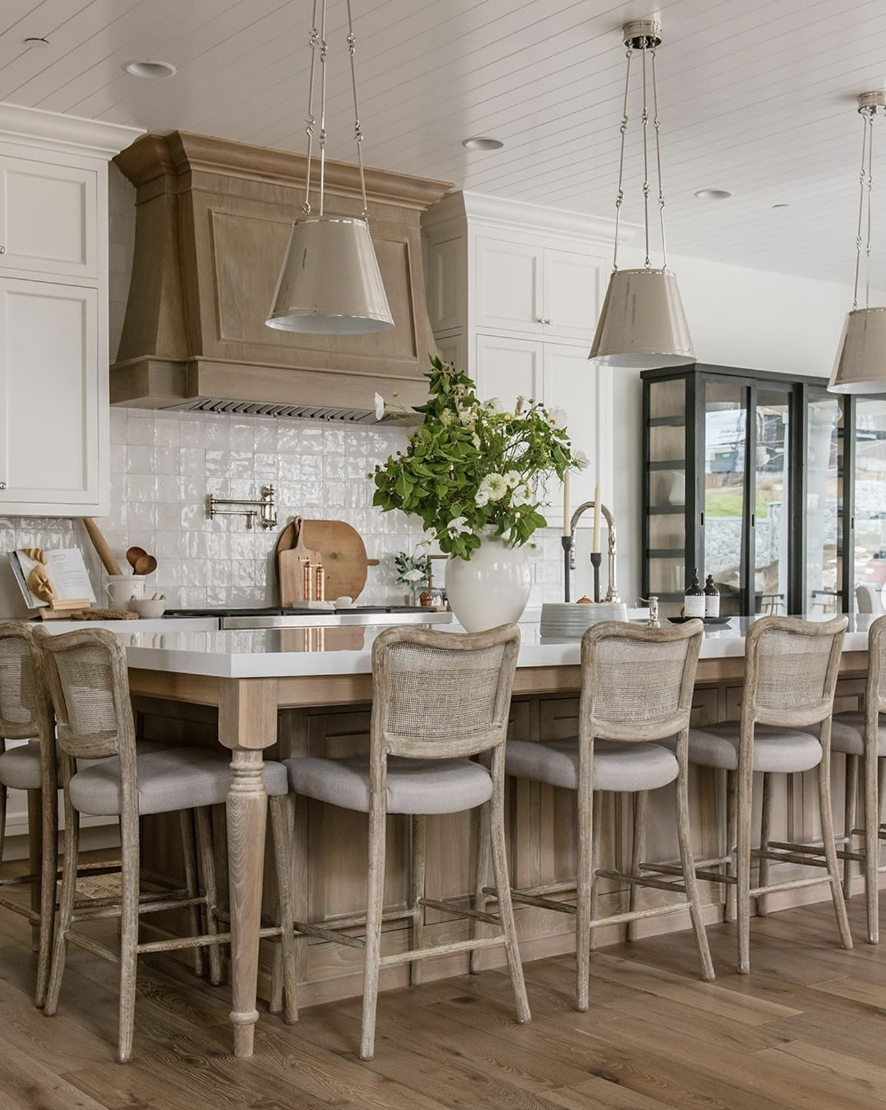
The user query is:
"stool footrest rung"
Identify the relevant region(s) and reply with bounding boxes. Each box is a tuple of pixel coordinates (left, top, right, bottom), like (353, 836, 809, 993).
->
(753, 847, 829, 869)
(491, 887, 576, 915)
(293, 920, 365, 949)
(0, 893, 39, 923)
(418, 896, 501, 926)
(596, 868, 687, 895)
(379, 934, 505, 968)
(749, 875, 833, 897)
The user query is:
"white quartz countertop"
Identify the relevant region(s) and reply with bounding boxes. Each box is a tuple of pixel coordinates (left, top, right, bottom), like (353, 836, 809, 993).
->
(42, 614, 876, 680)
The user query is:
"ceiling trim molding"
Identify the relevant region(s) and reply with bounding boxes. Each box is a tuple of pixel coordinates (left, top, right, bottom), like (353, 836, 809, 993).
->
(423, 189, 637, 246)
(0, 101, 143, 158)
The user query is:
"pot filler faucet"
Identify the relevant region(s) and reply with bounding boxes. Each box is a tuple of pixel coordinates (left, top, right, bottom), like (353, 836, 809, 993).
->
(561, 501, 620, 603)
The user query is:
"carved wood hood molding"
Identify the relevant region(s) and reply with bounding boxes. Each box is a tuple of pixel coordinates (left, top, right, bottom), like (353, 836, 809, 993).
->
(110, 131, 452, 420)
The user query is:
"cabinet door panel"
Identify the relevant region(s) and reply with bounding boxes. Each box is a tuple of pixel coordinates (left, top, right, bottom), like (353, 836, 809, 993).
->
(475, 334, 543, 406)
(0, 279, 100, 508)
(543, 343, 613, 525)
(475, 236, 543, 334)
(543, 248, 604, 341)
(0, 155, 97, 280)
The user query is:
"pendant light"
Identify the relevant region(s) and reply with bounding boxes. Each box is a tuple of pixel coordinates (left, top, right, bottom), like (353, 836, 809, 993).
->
(266, 0, 393, 335)
(590, 21, 694, 368)
(829, 91, 886, 393)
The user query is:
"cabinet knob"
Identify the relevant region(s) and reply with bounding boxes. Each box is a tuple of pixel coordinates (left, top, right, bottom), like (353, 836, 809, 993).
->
(0, 482, 7, 490)
(536, 317, 544, 324)
(0, 246, 6, 254)
(545, 317, 553, 325)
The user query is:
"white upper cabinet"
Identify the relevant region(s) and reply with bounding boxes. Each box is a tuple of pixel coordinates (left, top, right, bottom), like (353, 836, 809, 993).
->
(0, 102, 142, 516)
(542, 247, 604, 342)
(475, 236, 544, 334)
(0, 153, 98, 281)
(0, 279, 101, 511)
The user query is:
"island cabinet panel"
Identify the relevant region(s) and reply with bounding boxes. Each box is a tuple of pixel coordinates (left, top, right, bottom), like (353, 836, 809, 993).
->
(132, 668, 867, 1009)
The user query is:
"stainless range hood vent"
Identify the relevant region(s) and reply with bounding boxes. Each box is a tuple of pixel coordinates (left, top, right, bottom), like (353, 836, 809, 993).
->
(167, 398, 393, 423)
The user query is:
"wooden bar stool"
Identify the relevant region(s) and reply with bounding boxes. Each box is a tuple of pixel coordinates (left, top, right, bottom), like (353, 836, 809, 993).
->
(653, 615, 851, 973)
(281, 623, 530, 1061)
(40, 628, 297, 1063)
(829, 612, 886, 943)
(501, 621, 714, 1012)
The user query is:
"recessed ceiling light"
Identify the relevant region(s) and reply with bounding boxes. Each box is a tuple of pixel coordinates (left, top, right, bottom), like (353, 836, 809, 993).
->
(694, 188, 732, 200)
(462, 137, 504, 151)
(23, 37, 50, 48)
(772, 203, 790, 209)
(125, 60, 177, 80)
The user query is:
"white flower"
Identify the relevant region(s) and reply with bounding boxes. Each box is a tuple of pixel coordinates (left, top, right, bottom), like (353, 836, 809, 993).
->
(481, 472, 508, 501)
(447, 515, 470, 537)
(425, 528, 437, 541)
(485, 397, 504, 414)
(511, 483, 531, 507)
(403, 568, 424, 582)
(439, 410, 454, 426)
(374, 392, 385, 421)
(546, 406, 568, 429)
(474, 489, 490, 507)
(503, 470, 521, 488)
(472, 433, 481, 449)
(459, 407, 477, 427)
(572, 449, 590, 471)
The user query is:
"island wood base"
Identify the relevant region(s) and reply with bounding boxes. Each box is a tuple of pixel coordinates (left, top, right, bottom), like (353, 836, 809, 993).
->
(129, 656, 873, 1013)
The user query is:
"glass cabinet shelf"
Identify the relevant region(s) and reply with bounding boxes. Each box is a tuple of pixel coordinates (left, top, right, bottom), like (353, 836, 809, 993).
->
(642, 364, 877, 617)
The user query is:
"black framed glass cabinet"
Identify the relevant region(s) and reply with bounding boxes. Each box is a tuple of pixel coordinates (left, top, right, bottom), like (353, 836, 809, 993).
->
(641, 365, 886, 617)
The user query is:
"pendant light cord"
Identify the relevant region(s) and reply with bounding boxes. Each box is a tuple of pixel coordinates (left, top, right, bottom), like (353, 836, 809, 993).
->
(302, 0, 319, 214)
(853, 107, 874, 311)
(641, 42, 651, 267)
(317, 0, 328, 216)
(346, 0, 370, 221)
(611, 45, 632, 272)
(651, 48, 668, 269)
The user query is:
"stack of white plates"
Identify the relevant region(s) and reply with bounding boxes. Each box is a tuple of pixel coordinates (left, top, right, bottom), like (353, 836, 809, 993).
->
(539, 602, 629, 639)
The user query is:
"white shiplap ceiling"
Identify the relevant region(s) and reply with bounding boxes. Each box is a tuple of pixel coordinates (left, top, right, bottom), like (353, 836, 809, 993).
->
(2, 0, 885, 283)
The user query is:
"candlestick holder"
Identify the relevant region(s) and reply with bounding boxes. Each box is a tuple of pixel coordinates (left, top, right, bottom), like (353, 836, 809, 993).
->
(590, 552, 602, 603)
(561, 535, 575, 602)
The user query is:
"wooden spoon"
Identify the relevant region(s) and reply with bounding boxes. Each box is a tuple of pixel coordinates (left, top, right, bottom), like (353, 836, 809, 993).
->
(126, 546, 148, 572)
(134, 553, 157, 576)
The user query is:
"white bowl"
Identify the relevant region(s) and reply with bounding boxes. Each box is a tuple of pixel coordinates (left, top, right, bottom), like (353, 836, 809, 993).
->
(127, 598, 167, 618)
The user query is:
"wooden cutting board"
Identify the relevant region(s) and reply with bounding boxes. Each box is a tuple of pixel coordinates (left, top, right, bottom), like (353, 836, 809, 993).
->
(276, 517, 378, 605)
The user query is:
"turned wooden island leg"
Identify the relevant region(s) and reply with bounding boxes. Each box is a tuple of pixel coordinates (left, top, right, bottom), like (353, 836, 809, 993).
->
(219, 678, 279, 1059)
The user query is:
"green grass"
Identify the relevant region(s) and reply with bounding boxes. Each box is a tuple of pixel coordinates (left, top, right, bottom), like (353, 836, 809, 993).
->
(704, 491, 771, 519)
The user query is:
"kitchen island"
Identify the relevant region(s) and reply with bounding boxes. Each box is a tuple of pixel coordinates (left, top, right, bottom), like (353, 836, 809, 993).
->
(86, 615, 872, 1055)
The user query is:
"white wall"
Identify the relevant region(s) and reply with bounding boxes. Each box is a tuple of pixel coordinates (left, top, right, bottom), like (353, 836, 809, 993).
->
(603, 248, 856, 607)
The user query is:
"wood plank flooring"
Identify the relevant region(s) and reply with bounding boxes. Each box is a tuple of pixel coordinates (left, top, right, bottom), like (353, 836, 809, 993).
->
(1, 884, 886, 1109)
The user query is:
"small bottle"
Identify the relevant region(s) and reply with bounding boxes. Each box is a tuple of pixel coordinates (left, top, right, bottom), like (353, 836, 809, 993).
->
(683, 568, 706, 619)
(314, 562, 326, 602)
(302, 558, 314, 602)
(703, 574, 720, 618)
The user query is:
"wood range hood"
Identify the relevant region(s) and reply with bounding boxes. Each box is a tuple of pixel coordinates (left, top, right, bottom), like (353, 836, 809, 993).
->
(110, 131, 451, 421)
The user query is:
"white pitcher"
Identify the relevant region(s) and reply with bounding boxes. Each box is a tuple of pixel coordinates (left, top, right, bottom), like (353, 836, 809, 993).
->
(105, 575, 144, 609)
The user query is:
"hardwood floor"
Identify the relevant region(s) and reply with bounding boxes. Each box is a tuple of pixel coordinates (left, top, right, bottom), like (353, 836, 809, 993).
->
(1, 886, 886, 1109)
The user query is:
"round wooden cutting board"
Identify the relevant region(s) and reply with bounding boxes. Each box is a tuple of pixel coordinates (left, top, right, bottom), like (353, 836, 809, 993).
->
(275, 517, 378, 604)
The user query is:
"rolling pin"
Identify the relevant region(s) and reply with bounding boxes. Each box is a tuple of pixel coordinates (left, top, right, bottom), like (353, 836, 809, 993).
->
(82, 517, 123, 576)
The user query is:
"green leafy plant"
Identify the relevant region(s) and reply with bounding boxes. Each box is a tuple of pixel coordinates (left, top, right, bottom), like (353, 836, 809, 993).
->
(372, 356, 588, 558)
(393, 548, 431, 591)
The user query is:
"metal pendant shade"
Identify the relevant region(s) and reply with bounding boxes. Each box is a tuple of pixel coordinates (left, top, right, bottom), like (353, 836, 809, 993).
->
(266, 0, 392, 336)
(590, 268, 693, 368)
(266, 216, 393, 334)
(590, 21, 694, 369)
(830, 91, 886, 393)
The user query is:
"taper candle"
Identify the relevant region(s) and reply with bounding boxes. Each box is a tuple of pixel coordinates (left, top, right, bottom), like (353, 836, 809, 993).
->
(562, 471, 571, 536)
(592, 484, 601, 552)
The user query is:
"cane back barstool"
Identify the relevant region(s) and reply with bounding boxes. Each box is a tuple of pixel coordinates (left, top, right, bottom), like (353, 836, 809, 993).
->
(40, 628, 298, 1063)
(282, 623, 530, 1061)
(501, 620, 714, 1012)
(825, 613, 886, 944)
(650, 615, 851, 974)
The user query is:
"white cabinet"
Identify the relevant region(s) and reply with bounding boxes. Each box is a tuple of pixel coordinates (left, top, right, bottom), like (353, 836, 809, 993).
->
(542, 248, 604, 341)
(0, 279, 102, 512)
(475, 334, 543, 404)
(0, 104, 142, 517)
(475, 237, 544, 334)
(0, 153, 98, 281)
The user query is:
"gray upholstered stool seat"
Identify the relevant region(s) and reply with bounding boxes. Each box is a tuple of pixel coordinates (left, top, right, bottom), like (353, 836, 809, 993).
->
(0, 740, 43, 790)
(682, 722, 822, 772)
(284, 754, 493, 814)
(506, 738, 679, 793)
(70, 746, 289, 817)
(829, 710, 886, 756)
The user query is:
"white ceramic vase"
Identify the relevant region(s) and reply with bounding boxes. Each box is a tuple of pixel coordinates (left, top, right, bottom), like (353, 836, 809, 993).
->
(445, 529, 531, 632)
